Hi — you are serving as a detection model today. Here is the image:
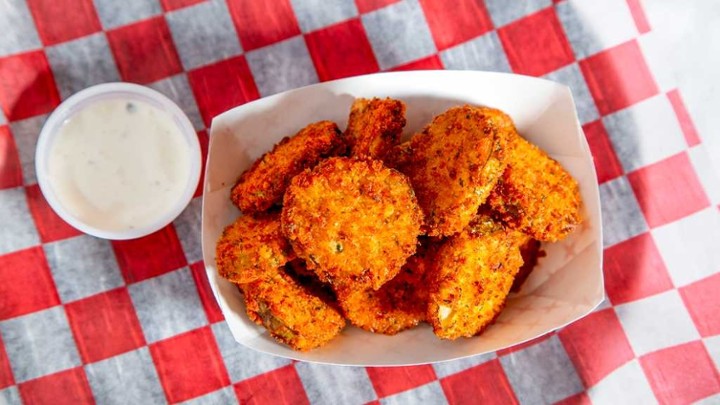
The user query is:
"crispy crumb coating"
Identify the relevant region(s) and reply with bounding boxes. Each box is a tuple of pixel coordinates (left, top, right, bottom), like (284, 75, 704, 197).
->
(427, 216, 524, 340)
(241, 267, 346, 351)
(345, 97, 406, 161)
(487, 131, 583, 242)
(336, 240, 437, 335)
(231, 121, 345, 213)
(215, 212, 295, 284)
(511, 235, 545, 293)
(281, 157, 423, 292)
(388, 106, 509, 237)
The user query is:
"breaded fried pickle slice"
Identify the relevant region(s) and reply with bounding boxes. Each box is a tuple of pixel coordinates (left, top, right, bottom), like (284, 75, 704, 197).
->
(282, 157, 423, 292)
(487, 131, 582, 242)
(231, 121, 345, 213)
(215, 212, 295, 284)
(427, 216, 524, 340)
(345, 97, 406, 161)
(390, 106, 509, 237)
(242, 267, 346, 351)
(337, 240, 436, 335)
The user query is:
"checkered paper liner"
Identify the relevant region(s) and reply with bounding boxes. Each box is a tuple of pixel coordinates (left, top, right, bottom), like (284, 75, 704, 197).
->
(1, 0, 719, 404)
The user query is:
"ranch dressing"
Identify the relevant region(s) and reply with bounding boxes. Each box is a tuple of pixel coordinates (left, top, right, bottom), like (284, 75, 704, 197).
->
(47, 98, 191, 232)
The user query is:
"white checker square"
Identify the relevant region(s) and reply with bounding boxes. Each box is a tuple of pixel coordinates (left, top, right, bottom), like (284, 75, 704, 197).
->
(85, 348, 165, 404)
(291, 0, 358, 32)
(638, 32, 677, 93)
(246, 36, 319, 98)
(603, 95, 686, 173)
(295, 363, 376, 405)
(689, 145, 720, 207)
(485, 0, 551, 27)
(173, 197, 203, 265)
(615, 290, 700, 356)
(380, 381, 448, 405)
(588, 360, 656, 405)
(148, 74, 204, 131)
(362, 0, 436, 70)
(9, 114, 47, 184)
(0, 386, 20, 405)
(440, 32, 512, 72)
(0, 188, 40, 255)
(556, 0, 638, 59)
(179, 386, 237, 405)
(652, 208, 720, 287)
(0, 0, 42, 57)
(0, 109, 6, 126)
(598, 176, 648, 248)
(704, 336, 720, 376)
(128, 267, 207, 343)
(166, 0, 242, 71)
(544, 63, 599, 125)
(93, 0, 162, 29)
(432, 352, 496, 379)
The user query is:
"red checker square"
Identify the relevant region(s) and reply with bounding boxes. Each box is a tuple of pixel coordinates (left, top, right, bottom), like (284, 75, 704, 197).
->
(65, 287, 145, 363)
(627, 152, 710, 229)
(111, 225, 187, 283)
(440, 359, 518, 404)
(0, 50, 61, 121)
(188, 56, 259, 127)
(390, 54, 444, 71)
(0, 333, 13, 389)
(555, 392, 591, 405)
(0, 126, 23, 190)
(667, 89, 701, 147)
(366, 365, 437, 397)
(27, 0, 101, 46)
(498, 8, 574, 77)
(627, 0, 651, 34)
(18, 367, 93, 405)
(640, 341, 720, 405)
(496, 332, 553, 356)
(193, 130, 209, 198)
(0, 246, 60, 320)
(190, 261, 224, 323)
(106, 16, 183, 84)
(579, 40, 658, 116)
(603, 232, 673, 305)
(150, 327, 230, 403)
(227, 0, 300, 52)
(355, 0, 400, 14)
(25, 184, 82, 243)
(558, 308, 635, 387)
(234, 365, 309, 404)
(160, 0, 206, 12)
(419, 0, 493, 51)
(679, 273, 720, 337)
(583, 120, 623, 184)
(305, 19, 380, 82)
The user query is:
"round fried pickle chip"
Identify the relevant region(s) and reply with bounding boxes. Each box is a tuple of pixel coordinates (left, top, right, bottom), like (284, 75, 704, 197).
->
(345, 97, 406, 161)
(337, 240, 437, 335)
(215, 212, 295, 284)
(487, 131, 583, 242)
(389, 106, 509, 237)
(242, 267, 346, 351)
(427, 216, 524, 340)
(282, 157, 423, 292)
(231, 121, 345, 213)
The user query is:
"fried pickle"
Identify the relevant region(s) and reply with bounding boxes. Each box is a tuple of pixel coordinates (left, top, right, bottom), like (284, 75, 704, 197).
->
(487, 131, 582, 241)
(281, 157, 423, 292)
(345, 97, 406, 161)
(427, 216, 524, 339)
(231, 121, 345, 213)
(242, 267, 346, 351)
(215, 212, 295, 284)
(389, 106, 509, 237)
(337, 240, 437, 335)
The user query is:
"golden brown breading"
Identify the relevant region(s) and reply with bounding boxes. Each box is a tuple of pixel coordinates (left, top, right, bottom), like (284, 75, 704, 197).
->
(487, 131, 583, 242)
(231, 121, 345, 213)
(242, 267, 346, 351)
(215, 212, 295, 284)
(336, 240, 437, 335)
(345, 97, 406, 161)
(281, 157, 423, 292)
(389, 106, 509, 237)
(511, 235, 545, 293)
(427, 216, 524, 340)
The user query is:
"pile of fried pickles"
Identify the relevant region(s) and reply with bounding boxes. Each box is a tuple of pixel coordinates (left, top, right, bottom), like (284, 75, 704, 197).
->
(216, 98, 582, 351)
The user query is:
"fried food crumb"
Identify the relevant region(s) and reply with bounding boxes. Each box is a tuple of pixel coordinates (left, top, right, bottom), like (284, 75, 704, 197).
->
(345, 97, 406, 161)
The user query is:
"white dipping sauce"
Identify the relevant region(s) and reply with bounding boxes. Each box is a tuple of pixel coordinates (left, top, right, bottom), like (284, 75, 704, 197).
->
(47, 98, 191, 232)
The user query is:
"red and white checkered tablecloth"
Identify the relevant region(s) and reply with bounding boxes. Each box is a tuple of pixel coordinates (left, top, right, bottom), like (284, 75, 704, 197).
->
(1, 0, 718, 403)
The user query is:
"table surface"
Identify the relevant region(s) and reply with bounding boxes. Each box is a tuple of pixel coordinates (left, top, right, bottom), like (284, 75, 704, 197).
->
(1, 0, 719, 404)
